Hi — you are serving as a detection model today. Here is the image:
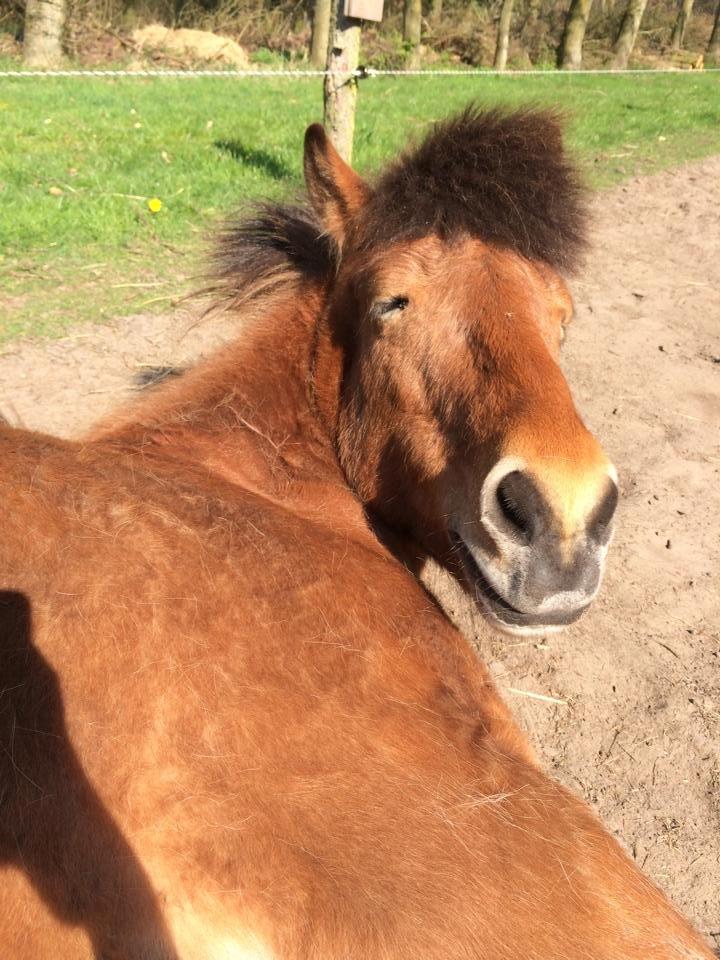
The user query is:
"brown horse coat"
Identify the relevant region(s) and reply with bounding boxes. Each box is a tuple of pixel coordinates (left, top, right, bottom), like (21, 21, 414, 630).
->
(0, 109, 712, 959)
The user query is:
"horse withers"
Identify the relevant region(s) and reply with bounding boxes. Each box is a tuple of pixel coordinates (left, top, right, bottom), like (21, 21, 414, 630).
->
(0, 109, 711, 959)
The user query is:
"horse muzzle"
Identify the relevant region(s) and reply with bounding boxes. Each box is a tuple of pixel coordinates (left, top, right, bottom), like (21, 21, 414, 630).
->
(450, 458, 618, 635)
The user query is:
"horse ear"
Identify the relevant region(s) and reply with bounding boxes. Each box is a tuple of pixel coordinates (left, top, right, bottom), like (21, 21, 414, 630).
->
(304, 124, 370, 246)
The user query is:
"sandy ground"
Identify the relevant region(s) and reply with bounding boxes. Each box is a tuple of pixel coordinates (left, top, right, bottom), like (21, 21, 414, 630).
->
(1, 157, 719, 944)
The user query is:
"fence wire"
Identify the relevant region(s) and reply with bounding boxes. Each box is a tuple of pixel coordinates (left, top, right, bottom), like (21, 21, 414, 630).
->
(1, 66, 719, 79)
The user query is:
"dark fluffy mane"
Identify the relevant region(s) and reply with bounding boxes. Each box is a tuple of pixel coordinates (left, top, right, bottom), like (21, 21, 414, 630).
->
(354, 106, 588, 272)
(208, 107, 587, 309)
(206, 203, 335, 311)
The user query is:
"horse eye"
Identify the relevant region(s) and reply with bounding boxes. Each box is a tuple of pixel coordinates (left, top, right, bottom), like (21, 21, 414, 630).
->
(371, 296, 409, 321)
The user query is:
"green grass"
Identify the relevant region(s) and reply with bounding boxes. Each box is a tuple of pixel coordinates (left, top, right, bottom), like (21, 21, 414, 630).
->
(1, 68, 719, 341)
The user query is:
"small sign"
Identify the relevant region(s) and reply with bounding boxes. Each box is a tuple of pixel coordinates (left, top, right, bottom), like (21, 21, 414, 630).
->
(344, 0, 384, 22)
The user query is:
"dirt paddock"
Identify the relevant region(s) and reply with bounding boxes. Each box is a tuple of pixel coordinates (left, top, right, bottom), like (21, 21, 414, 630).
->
(1, 157, 719, 944)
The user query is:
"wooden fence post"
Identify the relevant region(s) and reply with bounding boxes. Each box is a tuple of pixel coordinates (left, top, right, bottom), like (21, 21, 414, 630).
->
(311, 0, 333, 69)
(323, 0, 362, 164)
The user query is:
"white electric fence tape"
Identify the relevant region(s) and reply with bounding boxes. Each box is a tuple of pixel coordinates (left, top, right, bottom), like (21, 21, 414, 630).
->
(0, 66, 718, 78)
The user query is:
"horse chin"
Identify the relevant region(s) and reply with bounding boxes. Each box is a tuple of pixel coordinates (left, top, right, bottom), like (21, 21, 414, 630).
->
(447, 530, 587, 637)
(475, 605, 570, 638)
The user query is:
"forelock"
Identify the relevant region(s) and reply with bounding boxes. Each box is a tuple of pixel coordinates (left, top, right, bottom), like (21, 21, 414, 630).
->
(352, 106, 588, 274)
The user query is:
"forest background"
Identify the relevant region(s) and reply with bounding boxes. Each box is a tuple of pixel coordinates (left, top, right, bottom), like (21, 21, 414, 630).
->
(2, 0, 720, 73)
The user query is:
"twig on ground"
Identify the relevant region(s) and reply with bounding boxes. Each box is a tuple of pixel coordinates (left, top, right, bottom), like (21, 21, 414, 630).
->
(504, 687, 568, 706)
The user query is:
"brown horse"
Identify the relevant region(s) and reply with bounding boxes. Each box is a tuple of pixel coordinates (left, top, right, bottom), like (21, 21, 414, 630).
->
(0, 109, 711, 959)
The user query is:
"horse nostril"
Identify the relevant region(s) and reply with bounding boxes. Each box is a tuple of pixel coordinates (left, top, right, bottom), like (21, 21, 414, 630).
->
(495, 471, 541, 542)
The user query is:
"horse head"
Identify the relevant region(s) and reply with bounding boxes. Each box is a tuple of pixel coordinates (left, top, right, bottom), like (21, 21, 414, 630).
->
(305, 109, 618, 636)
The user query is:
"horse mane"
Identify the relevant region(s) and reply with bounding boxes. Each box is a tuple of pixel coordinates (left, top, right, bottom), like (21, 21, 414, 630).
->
(353, 106, 588, 273)
(206, 203, 335, 312)
(207, 106, 587, 312)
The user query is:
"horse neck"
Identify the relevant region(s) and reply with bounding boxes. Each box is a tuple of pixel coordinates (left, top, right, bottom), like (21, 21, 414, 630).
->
(90, 284, 346, 491)
(88, 283, 531, 760)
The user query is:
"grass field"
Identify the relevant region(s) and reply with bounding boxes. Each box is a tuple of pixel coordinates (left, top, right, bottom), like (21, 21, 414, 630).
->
(1, 69, 720, 342)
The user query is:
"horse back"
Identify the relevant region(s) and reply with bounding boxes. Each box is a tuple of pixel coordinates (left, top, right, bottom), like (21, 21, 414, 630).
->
(0, 425, 712, 959)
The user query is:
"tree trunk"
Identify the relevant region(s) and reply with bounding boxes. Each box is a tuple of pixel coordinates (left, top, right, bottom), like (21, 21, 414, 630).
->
(494, 0, 514, 70)
(311, 0, 333, 68)
(23, 0, 66, 67)
(523, 0, 541, 30)
(611, 0, 648, 69)
(558, 0, 594, 69)
(521, 0, 542, 60)
(403, 0, 422, 66)
(323, 0, 361, 164)
(429, 0, 443, 26)
(670, 0, 695, 50)
(706, 0, 720, 64)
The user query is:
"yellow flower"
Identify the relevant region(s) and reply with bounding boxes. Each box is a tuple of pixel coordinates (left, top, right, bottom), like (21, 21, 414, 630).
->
(148, 197, 162, 214)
